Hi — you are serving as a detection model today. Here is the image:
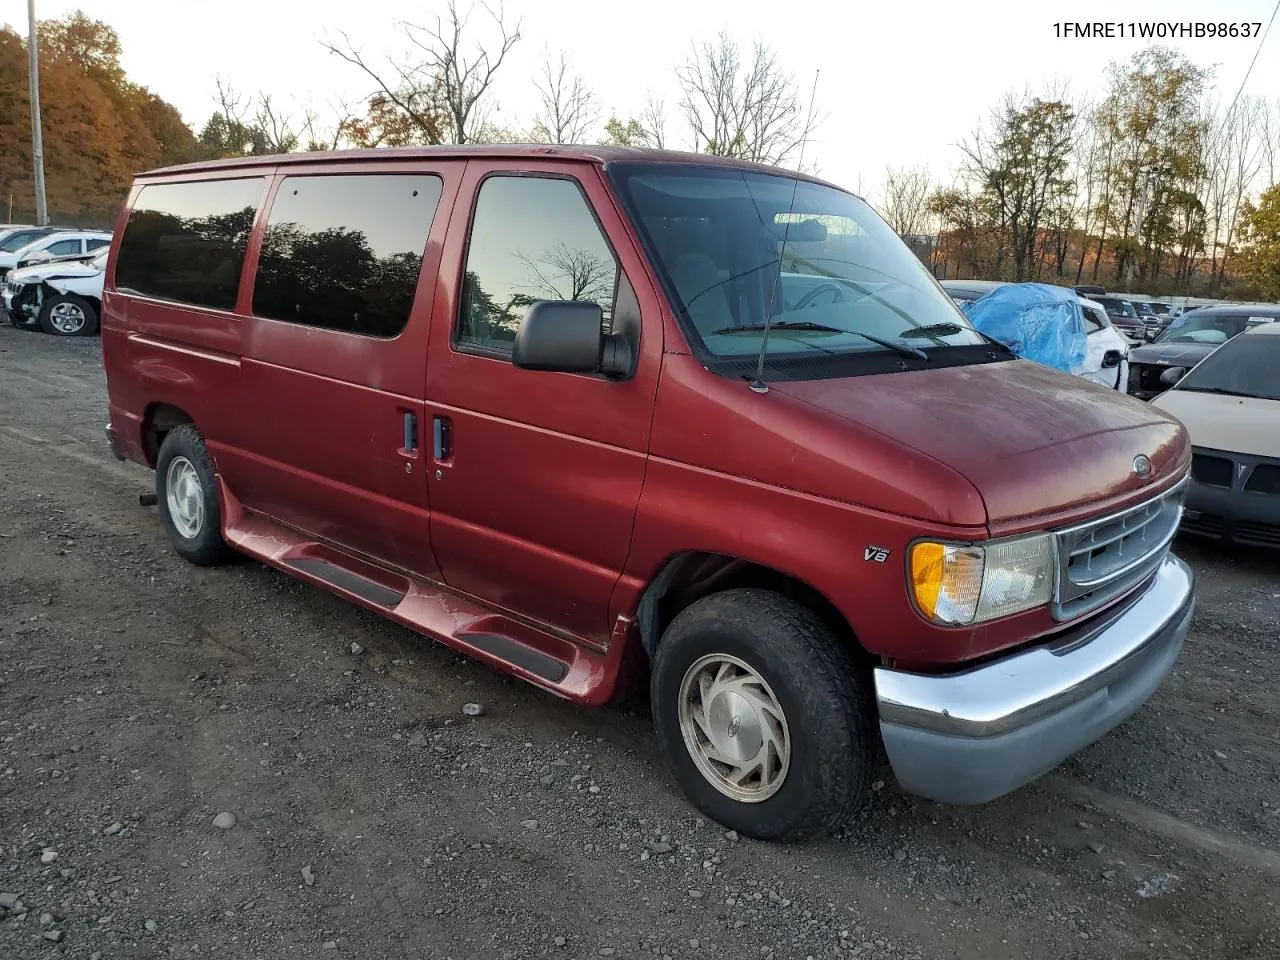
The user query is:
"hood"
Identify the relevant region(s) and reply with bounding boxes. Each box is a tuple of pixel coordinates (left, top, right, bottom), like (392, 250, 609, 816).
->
(1152, 389, 1280, 459)
(773, 358, 1188, 526)
(1129, 340, 1215, 366)
(7, 259, 102, 284)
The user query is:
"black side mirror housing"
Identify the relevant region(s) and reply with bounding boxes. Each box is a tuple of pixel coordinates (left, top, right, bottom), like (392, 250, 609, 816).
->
(1159, 366, 1186, 386)
(511, 300, 633, 378)
(1102, 349, 1123, 368)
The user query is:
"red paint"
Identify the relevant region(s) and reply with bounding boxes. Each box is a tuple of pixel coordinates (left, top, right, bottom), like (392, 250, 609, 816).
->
(101, 145, 1191, 701)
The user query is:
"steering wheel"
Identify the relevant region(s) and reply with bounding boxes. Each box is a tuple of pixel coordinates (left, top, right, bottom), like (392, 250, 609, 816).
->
(793, 282, 846, 310)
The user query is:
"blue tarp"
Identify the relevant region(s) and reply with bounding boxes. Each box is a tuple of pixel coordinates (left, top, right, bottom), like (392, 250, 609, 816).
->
(960, 282, 1088, 374)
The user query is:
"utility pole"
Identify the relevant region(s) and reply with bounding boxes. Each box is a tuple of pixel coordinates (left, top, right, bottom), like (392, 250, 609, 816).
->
(27, 0, 48, 226)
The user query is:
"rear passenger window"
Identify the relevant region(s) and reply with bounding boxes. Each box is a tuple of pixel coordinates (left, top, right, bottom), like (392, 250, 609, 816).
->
(253, 174, 443, 338)
(115, 178, 264, 311)
(458, 176, 618, 352)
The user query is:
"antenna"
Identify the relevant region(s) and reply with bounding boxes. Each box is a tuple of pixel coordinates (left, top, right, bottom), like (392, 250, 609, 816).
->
(749, 68, 821, 394)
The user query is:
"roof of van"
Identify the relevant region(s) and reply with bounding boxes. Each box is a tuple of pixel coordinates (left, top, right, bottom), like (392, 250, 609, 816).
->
(137, 143, 845, 190)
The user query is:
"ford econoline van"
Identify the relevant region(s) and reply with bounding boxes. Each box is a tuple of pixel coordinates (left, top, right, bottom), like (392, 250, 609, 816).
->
(101, 146, 1195, 840)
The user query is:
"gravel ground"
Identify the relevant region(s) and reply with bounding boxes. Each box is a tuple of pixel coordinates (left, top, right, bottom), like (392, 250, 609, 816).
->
(2, 325, 1278, 960)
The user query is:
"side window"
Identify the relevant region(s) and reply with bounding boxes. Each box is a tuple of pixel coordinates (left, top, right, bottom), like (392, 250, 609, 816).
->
(253, 174, 443, 338)
(458, 175, 618, 352)
(47, 238, 82, 255)
(1082, 306, 1104, 333)
(115, 178, 264, 311)
(86, 237, 110, 251)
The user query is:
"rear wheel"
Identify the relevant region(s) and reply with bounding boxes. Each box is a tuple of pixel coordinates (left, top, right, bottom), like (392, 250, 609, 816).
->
(651, 588, 876, 840)
(155, 425, 232, 567)
(39, 293, 99, 337)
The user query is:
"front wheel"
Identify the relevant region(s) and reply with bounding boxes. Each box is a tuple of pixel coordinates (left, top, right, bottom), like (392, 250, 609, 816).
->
(651, 589, 877, 840)
(39, 293, 99, 337)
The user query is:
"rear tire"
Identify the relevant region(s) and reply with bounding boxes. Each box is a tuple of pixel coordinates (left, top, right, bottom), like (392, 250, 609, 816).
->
(651, 588, 876, 840)
(38, 293, 99, 337)
(155, 425, 232, 567)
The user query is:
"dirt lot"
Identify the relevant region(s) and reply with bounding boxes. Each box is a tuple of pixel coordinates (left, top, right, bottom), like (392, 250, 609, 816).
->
(1, 325, 1279, 960)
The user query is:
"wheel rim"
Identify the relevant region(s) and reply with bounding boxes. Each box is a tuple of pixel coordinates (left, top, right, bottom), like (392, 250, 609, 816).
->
(165, 456, 205, 540)
(49, 301, 86, 334)
(677, 653, 791, 803)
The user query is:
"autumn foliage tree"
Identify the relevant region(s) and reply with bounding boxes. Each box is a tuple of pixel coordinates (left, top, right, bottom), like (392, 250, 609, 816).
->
(1234, 181, 1280, 300)
(0, 12, 201, 226)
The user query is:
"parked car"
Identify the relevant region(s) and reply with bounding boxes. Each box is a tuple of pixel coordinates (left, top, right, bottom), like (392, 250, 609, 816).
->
(101, 146, 1194, 840)
(0, 225, 63, 272)
(1090, 295, 1145, 339)
(1140, 301, 1176, 341)
(0, 229, 111, 282)
(939, 280, 1130, 390)
(4, 247, 107, 336)
(1150, 323, 1280, 548)
(1127, 304, 1280, 400)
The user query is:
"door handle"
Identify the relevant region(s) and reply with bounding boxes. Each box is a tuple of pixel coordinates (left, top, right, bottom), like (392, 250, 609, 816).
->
(402, 411, 418, 452)
(432, 415, 452, 460)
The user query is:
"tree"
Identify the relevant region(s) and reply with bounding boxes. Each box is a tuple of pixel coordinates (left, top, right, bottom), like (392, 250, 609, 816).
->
(1095, 48, 1208, 288)
(960, 92, 1076, 281)
(324, 0, 520, 145)
(676, 31, 818, 166)
(531, 49, 598, 144)
(601, 96, 667, 149)
(1234, 182, 1280, 299)
(878, 165, 932, 239)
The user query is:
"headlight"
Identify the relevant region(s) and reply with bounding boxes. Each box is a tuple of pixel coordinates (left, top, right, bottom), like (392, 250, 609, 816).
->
(909, 534, 1055, 625)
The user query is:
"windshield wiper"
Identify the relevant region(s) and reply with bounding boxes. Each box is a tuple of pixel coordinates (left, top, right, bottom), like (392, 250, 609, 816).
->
(898, 322, 964, 338)
(714, 322, 928, 360)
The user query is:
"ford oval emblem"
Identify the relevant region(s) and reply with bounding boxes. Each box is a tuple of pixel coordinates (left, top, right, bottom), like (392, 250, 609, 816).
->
(1133, 454, 1153, 479)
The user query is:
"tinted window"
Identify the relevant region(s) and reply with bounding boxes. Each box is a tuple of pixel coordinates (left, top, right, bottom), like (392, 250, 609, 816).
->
(253, 174, 442, 338)
(1081, 305, 1105, 332)
(458, 176, 618, 352)
(46, 238, 81, 255)
(85, 237, 110, 251)
(1, 230, 45, 252)
(1177, 333, 1280, 401)
(115, 178, 264, 311)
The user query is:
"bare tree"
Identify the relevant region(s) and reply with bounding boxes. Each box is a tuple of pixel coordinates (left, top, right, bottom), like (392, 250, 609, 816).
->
(640, 94, 668, 149)
(323, 0, 520, 145)
(878, 165, 932, 239)
(519, 243, 614, 305)
(676, 31, 819, 166)
(531, 49, 599, 144)
(254, 94, 303, 154)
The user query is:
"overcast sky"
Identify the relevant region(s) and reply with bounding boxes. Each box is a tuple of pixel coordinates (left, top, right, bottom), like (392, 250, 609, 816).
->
(11, 0, 1280, 197)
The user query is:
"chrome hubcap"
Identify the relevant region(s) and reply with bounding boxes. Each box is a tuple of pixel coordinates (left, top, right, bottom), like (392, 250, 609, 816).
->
(678, 654, 790, 803)
(165, 456, 205, 539)
(49, 301, 85, 333)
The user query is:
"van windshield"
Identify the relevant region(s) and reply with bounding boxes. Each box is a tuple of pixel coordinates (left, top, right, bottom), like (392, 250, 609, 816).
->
(1176, 333, 1280, 401)
(609, 165, 987, 367)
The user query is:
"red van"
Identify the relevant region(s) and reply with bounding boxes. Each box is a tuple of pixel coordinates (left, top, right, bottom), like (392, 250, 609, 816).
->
(101, 146, 1194, 839)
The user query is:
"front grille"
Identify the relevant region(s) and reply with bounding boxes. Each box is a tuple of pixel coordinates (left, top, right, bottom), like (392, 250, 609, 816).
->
(1129, 364, 1168, 397)
(1051, 478, 1188, 621)
(1178, 512, 1224, 538)
(1238, 521, 1280, 547)
(1192, 453, 1234, 488)
(1244, 464, 1280, 496)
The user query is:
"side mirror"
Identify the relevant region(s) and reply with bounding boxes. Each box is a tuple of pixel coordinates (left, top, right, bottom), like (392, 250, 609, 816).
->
(1102, 349, 1123, 368)
(1159, 366, 1186, 386)
(511, 300, 633, 378)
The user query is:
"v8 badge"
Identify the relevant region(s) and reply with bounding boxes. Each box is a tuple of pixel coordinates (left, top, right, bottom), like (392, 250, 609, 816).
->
(863, 545, 890, 563)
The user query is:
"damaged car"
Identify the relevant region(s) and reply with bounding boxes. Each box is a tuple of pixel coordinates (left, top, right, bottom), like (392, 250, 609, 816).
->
(1126, 303, 1280, 401)
(3, 247, 107, 337)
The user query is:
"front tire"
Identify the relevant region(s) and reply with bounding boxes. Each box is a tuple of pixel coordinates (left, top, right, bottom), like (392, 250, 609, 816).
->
(39, 293, 99, 337)
(651, 589, 876, 840)
(155, 425, 232, 567)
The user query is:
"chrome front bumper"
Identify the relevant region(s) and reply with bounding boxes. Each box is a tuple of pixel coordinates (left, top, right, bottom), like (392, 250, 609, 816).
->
(874, 553, 1194, 804)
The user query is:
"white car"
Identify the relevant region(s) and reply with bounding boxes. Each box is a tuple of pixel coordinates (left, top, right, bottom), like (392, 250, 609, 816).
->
(1151, 322, 1280, 549)
(3, 247, 107, 336)
(938, 281, 1130, 390)
(0, 229, 112, 282)
(1077, 296, 1131, 391)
